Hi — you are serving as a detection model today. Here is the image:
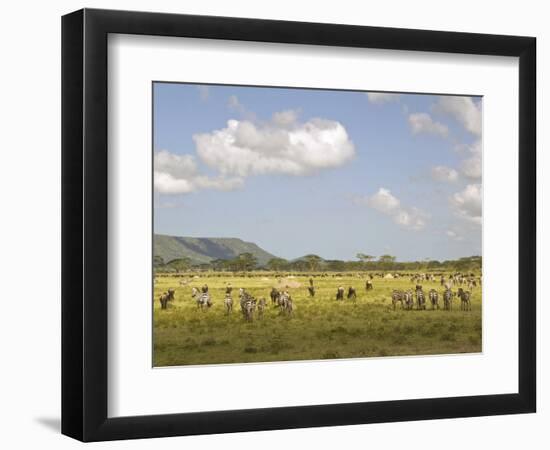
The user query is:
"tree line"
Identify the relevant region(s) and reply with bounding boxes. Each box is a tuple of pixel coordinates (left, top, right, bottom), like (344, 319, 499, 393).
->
(154, 253, 482, 273)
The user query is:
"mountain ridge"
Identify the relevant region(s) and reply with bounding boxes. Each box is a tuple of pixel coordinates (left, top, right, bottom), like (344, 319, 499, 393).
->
(154, 234, 277, 266)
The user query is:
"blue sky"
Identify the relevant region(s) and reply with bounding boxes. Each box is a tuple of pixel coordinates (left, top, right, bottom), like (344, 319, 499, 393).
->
(153, 83, 482, 262)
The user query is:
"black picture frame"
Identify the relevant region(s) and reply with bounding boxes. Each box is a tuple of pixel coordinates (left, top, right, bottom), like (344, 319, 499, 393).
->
(62, 8, 536, 442)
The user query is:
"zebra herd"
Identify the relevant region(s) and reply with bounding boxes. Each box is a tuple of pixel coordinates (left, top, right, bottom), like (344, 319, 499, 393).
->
(391, 285, 472, 311)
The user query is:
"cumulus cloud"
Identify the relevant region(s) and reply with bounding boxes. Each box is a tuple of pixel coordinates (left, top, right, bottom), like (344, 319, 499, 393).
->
(366, 92, 401, 104)
(193, 116, 355, 177)
(154, 150, 243, 195)
(431, 165, 459, 183)
(433, 96, 482, 136)
(355, 188, 429, 231)
(408, 112, 449, 138)
(451, 183, 482, 225)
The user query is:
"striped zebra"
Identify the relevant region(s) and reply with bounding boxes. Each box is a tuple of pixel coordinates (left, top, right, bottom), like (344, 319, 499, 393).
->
(279, 294, 293, 315)
(243, 298, 257, 322)
(347, 286, 357, 301)
(403, 290, 414, 310)
(429, 289, 439, 310)
(196, 292, 212, 310)
(416, 288, 426, 310)
(336, 286, 345, 301)
(457, 288, 472, 311)
(224, 294, 233, 314)
(392, 290, 404, 310)
(257, 298, 267, 319)
(443, 289, 453, 311)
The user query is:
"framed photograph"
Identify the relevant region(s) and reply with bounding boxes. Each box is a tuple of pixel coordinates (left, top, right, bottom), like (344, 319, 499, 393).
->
(62, 8, 536, 442)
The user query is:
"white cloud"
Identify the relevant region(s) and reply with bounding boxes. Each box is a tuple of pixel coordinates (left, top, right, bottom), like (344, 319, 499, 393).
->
(356, 187, 429, 231)
(197, 85, 209, 101)
(446, 230, 464, 241)
(431, 165, 459, 183)
(194, 116, 355, 177)
(459, 140, 482, 179)
(451, 183, 482, 225)
(366, 92, 401, 104)
(154, 150, 243, 195)
(272, 109, 299, 127)
(433, 96, 482, 136)
(408, 112, 449, 138)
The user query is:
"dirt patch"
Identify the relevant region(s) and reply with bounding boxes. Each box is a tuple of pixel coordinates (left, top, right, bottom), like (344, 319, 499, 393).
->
(274, 278, 302, 289)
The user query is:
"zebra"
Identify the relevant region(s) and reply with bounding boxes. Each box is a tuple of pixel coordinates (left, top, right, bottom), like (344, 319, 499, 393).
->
(404, 290, 414, 310)
(457, 288, 472, 311)
(224, 294, 233, 314)
(365, 280, 373, 291)
(279, 292, 293, 315)
(392, 290, 404, 310)
(443, 289, 453, 311)
(429, 289, 439, 310)
(225, 283, 233, 295)
(196, 292, 212, 310)
(257, 298, 267, 319)
(243, 298, 257, 322)
(416, 288, 426, 310)
(191, 287, 199, 299)
(347, 286, 357, 301)
(336, 286, 345, 301)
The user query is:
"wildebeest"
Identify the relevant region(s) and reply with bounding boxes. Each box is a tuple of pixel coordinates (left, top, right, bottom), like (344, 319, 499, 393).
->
(336, 286, 345, 301)
(308, 286, 315, 297)
(167, 288, 175, 302)
(457, 288, 472, 311)
(270, 287, 280, 304)
(365, 280, 373, 291)
(347, 286, 357, 301)
(201, 284, 209, 293)
(429, 289, 439, 310)
(191, 287, 199, 298)
(392, 290, 404, 310)
(159, 292, 170, 309)
(443, 289, 453, 311)
(416, 287, 426, 310)
(224, 294, 233, 314)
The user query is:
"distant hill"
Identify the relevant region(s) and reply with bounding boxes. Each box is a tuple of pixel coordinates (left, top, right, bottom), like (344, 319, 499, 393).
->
(154, 234, 277, 266)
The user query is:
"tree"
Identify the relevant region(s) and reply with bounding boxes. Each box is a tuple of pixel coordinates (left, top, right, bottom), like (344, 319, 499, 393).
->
(153, 255, 165, 268)
(378, 254, 396, 271)
(166, 257, 192, 273)
(303, 254, 323, 272)
(210, 258, 229, 271)
(230, 252, 258, 272)
(266, 257, 288, 272)
(356, 253, 375, 263)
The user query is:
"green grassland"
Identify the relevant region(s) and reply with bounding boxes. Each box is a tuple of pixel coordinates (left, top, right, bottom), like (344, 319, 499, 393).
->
(153, 273, 481, 367)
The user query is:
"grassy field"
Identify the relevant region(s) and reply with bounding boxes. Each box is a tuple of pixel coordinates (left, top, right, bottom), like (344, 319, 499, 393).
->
(153, 272, 482, 367)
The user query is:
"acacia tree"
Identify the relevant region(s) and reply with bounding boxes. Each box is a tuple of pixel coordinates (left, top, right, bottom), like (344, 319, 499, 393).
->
(267, 257, 288, 272)
(166, 257, 192, 273)
(232, 252, 258, 272)
(303, 254, 323, 272)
